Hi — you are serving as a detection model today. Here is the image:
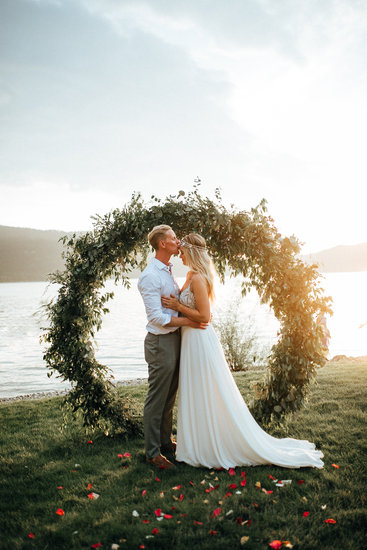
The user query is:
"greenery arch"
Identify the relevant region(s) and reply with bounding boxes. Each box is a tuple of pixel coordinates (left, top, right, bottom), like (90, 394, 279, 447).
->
(42, 188, 331, 435)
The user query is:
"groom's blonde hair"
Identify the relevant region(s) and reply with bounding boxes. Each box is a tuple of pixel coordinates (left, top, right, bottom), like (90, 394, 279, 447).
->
(148, 225, 172, 251)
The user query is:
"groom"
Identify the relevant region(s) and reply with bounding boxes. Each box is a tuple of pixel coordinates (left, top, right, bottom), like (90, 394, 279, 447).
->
(138, 225, 205, 468)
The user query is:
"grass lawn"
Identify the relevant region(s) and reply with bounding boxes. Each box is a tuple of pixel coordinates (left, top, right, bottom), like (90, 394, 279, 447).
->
(1, 360, 366, 550)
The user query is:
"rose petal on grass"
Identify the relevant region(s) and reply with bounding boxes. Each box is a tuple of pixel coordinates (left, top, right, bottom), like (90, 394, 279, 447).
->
(154, 509, 162, 517)
(225, 492, 233, 498)
(57, 486, 64, 489)
(194, 521, 203, 525)
(155, 477, 161, 482)
(87, 483, 93, 490)
(56, 508, 64, 516)
(172, 485, 182, 490)
(303, 511, 310, 517)
(331, 464, 339, 469)
(240, 536, 250, 545)
(117, 454, 123, 458)
(152, 528, 159, 535)
(88, 440, 93, 444)
(123, 452, 131, 458)
(189, 481, 195, 486)
(240, 479, 247, 487)
(139, 545, 146, 549)
(297, 480, 305, 485)
(269, 540, 282, 549)
(88, 492, 99, 500)
(228, 468, 236, 476)
(324, 518, 336, 524)
(28, 533, 35, 539)
(209, 530, 218, 535)
(142, 520, 150, 524)
(91, 544, 101, 548)
(229, 484, 237, 489)
(267, 490, 273, 495)
(240, 471, 246, 478)
(179, 494, 184, 501)
(142, 490, 147, 497)
(268, 474, 276, 480)
(164, 514, 173, 519)
(211, 508, 221, 517)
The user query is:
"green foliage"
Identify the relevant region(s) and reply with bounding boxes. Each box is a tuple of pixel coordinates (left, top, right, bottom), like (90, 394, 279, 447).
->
(41, 187, 332, 433)
(213, 294, 266, 371)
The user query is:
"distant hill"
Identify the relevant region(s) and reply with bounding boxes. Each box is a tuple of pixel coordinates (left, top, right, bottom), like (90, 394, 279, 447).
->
(302, 242, 367, 273)
(0, 226, 74, 282)
(0, 225, 366, 282)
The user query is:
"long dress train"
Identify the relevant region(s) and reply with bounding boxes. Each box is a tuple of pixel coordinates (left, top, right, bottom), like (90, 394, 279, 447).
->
(176, 285, 324, 469)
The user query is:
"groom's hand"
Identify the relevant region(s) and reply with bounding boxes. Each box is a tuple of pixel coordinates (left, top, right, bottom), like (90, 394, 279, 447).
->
(187, 319, 209, 330)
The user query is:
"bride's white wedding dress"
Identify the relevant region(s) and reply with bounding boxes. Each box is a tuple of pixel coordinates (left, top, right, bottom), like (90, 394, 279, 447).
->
(175, 285, 324, 470)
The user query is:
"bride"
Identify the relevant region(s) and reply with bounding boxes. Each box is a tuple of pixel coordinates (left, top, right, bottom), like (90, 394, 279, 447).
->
(161, 233, 324, 470)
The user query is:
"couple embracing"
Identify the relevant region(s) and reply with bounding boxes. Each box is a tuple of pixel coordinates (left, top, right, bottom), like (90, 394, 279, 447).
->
(138, 225, 324, 471)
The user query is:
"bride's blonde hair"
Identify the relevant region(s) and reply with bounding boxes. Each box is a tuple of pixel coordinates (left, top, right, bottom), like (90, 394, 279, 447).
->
(180, 233, 216, 302)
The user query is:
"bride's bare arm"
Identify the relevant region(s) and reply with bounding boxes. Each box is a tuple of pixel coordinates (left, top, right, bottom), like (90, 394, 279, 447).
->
(162, 273, 210, 323)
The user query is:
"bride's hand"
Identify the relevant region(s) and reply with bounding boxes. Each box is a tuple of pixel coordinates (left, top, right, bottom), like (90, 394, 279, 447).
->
(161, 294, 180, 311)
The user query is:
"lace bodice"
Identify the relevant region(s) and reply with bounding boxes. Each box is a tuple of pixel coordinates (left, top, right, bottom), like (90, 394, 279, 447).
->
(180, 284, 196, 309)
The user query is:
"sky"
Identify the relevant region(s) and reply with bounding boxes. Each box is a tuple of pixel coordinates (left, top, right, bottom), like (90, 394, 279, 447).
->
(1, 0, 367, 253)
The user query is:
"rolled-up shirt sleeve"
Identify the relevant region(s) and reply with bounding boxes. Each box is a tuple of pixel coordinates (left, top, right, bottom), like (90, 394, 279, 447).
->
(138, 272, 172, 328)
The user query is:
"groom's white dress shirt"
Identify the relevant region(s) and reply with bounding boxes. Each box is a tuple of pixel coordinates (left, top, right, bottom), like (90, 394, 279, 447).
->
(138, 258, 180, 335)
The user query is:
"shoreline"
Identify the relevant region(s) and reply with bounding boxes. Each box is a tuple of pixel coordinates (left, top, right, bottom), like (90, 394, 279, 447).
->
(0, 377, 148, 404)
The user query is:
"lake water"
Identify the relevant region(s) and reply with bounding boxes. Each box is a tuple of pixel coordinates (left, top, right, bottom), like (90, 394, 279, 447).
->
(0, 272, 366, 398)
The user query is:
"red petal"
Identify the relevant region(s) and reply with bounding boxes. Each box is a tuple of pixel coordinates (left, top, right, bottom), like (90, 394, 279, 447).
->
(189, 481, 194, 486)
(28, 533, 35, 539)
(142, 489, 147, 497)
(267, 490, 273, 494)
(324, 518, 337, 524)
(240, 471, 246, 477)
(248, 519, 252, 526)
(164, 514, 173, 519)
(152, 528, 159, 535)
(87, 483, 92, 490)
(229, 483, 237, 489)
(237, 517, 242, 525)
(228, 468, 236, 476)
(331, 464, 340, 469)
(155, 477, 161, 482)
(297, 480, 305, 485)
(194, 520, 203, 525)
(240, 479, 247, 487)
(139, 545, 146, 549)
(154, 508, 162, 517)
(268, 474, 276, 480)
(56, 508, 64, 516)
(88, 493, 95, 499)
(88, 440, 93, 444)
(91, 544, 102, 549)
(269, 541, 282, 549)
(212, 508, 221, 517)
(179, 494, 184, 501)
(117, 454, 123, 458)
(172, 485, 182, 490)
(142, 520, 150, 524)
(123, 452, 131, 458)
(209, 530, 218, 535)
(225, 492, 232, 497)
(303, 511, 310, 517)
(57, 486, 64, 490)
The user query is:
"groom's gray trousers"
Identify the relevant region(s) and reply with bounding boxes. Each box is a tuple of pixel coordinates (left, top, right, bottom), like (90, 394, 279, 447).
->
(144, 330, 181, 459)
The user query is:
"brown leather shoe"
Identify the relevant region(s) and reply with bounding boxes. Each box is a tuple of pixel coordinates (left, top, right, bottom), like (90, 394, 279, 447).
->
(161, 441, 177, 454)
(146, 453, 175, 469)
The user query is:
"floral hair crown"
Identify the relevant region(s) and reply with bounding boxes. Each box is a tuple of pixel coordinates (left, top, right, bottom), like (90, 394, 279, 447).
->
(180, 239, 206, 251)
